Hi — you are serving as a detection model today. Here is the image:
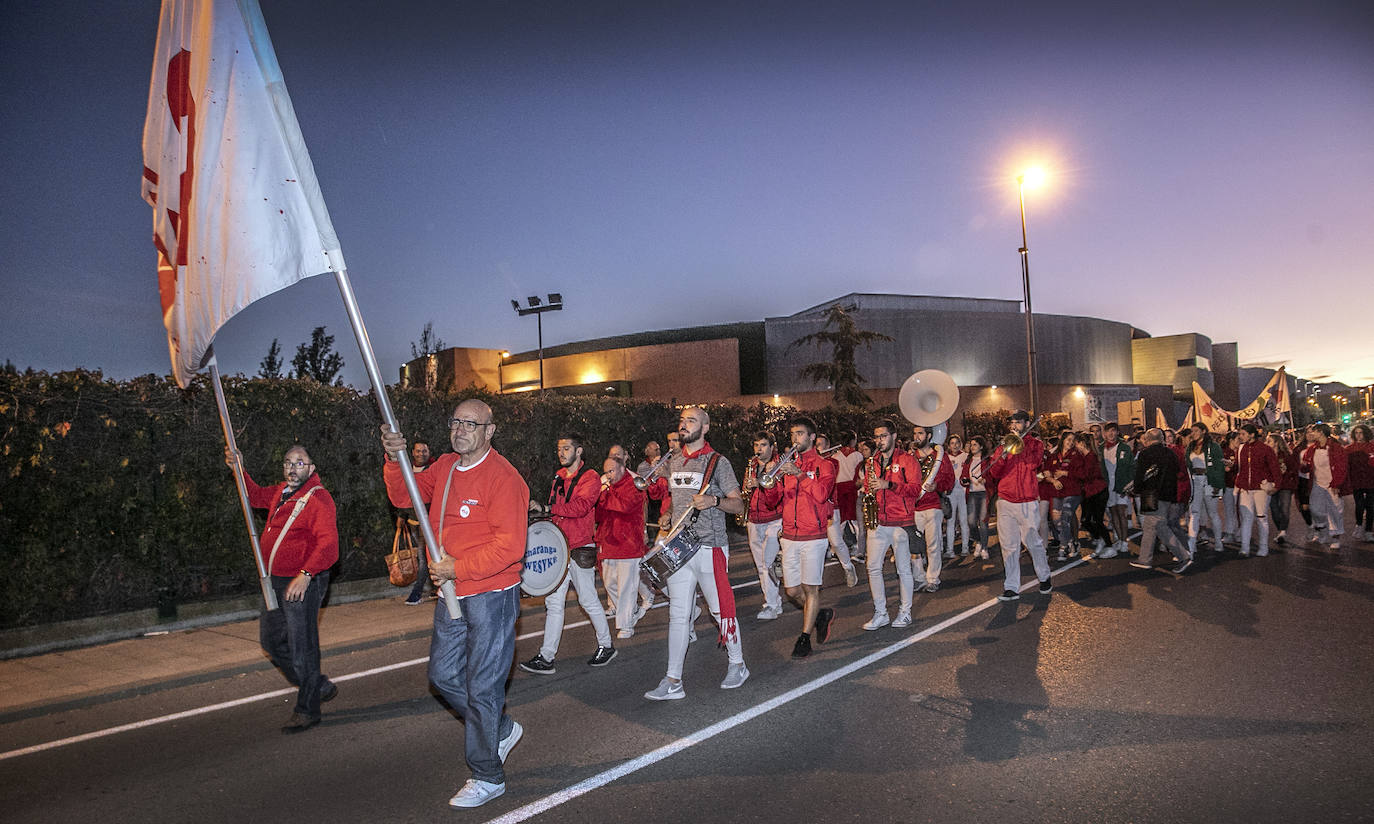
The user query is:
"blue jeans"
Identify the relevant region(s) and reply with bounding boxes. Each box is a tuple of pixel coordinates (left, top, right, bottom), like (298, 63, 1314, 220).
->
(967, 491, 989, 548)
(429, 585, 519, 785)
(260, 571, 331, 718)
(1053, 495, 1082, 547)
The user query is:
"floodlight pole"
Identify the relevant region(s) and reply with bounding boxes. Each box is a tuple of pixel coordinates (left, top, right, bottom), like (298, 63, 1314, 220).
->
(1017, 175, 1040, 419)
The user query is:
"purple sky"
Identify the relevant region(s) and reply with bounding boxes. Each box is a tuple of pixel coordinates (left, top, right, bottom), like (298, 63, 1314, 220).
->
(2, 0, 1371, 389)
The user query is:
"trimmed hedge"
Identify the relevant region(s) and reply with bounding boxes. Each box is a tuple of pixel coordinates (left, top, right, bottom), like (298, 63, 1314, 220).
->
(0, 370, 897, 629)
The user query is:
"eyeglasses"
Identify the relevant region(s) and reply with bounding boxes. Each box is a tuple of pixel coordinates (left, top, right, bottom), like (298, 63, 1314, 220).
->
(282, 460, 312, 469)
(448, 417, 493, 432)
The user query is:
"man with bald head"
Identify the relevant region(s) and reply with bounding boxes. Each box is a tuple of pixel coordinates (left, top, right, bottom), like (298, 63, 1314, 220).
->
(1129, 428, 1194, 574)
(226, 443, 339, 733)
(381, 398, 530, 809)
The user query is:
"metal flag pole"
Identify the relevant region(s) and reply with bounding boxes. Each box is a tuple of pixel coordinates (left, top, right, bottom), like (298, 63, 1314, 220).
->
(331, 269, 462, 620)
(207, 349, 278, 611)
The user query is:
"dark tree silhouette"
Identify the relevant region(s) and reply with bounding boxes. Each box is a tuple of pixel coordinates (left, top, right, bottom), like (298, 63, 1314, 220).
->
(291, 327, 345, 385)
(258, 338, 284, 379)
(787, 303, 893, 407)
(410, 321, 447, 359)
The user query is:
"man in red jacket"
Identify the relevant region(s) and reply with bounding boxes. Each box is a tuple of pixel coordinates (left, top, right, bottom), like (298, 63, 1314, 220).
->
(1235, 423, 1281, 556)
(986, 410, 1054, 601)
(1301, 423, 1349, 550)
(743, 431, 786, 620)
(910, 424, 955, 593)
(776, 417, 837, 658)
(597, 454, 647, 639)
(521, 434, 616, 674)
(859, 419, 923, 629)
(380, 399, 529, 808)
(229, 443, 338, 734)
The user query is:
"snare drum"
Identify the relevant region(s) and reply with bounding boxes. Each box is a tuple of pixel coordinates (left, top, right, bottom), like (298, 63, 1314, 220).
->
(522, 517, 571, 597)
(639, 532, 701, 593)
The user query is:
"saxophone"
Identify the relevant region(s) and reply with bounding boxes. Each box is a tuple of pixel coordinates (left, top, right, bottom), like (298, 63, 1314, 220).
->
(737, 458, 756, 527)
(861, 454, 881, 530)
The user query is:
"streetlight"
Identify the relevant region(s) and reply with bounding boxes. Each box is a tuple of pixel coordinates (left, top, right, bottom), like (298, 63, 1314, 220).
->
(511, 293, 564, 393)
(1016, 167, 1046, 418)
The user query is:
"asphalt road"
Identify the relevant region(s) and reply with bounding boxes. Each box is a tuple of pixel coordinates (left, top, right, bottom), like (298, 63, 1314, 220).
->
(3, 525, 1373, 823)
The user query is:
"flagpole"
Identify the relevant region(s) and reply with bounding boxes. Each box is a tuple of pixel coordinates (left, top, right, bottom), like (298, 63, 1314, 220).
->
(208, 350, 278, 611)
(331, 269, 462, 620)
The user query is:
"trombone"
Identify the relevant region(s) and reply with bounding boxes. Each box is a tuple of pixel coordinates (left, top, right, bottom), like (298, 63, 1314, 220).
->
(633, 452, 672, 491)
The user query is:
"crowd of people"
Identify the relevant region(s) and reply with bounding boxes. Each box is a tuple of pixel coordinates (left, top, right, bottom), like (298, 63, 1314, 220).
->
(228, 402, 1372, 810)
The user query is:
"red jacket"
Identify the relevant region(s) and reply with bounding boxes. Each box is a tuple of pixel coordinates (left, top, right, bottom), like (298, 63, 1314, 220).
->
(550, 466, 600, 549)
(1045, 449, 1091, 498)
(1347, 442, 1374, 490)
(780, 448, 837, 541)
(1080, 450, 1107, 497)
(1277, 451, 1300, 491)
(1300, 440, 1349, 492)
(1223, 445, 1237, 487)
(987, 434, 1045, 504)
(744, 456, 784, 524)
(595, 472, 647, 559)
(244, 472, 338, 576)
(1234, 441, 1281, 491)
(384, 449, 529, 598)
(859, 449, 923, 526)
(910, 447, 955, 511)
(1169, 444, 1192, 504)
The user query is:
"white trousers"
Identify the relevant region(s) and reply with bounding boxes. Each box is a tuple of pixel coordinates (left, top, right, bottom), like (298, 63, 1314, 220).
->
(1309, 485, 1345, 540)
(665, 546, 743, 680)
(1237, 488, 1271, 554)
(1188, 477, 1224, 544)
(1037, 499, 1051, 544)
(1223, 487, 1239, 537)
(825, 516, 853, 568)
(996, 499, 1051, 591)
(601, 557, 645, 631)
(747, 520, 783, 611)
(603, 556, 654, 612)
(865, 524, 913, 615)
(945, 488, 969, 554)
(539, 559, 612, 659)
(911, 508, 944, 585)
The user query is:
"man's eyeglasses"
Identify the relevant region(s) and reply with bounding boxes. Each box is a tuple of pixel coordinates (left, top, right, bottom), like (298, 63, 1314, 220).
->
(448, 417, 493, 432)
(282, 460, 312, 469)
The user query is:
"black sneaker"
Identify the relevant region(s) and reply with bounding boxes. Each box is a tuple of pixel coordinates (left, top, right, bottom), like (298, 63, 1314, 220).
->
(791, 633, 813, 659)
(814, 608, 835, 644)
(1038, 578, 1053, 594)
(1172, 558, 1194, 574)
(320, 680, 338, 703)
(997, 589, 1020, 602)
(518, 654, 556, 675)
(588, 646, 617, 667)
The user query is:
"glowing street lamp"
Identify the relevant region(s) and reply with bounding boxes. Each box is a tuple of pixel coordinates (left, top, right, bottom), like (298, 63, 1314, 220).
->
(511, 293, 564, 393)
(1016, 167, 1046, 418)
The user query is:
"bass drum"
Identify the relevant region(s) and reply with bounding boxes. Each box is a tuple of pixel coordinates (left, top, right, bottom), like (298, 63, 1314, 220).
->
(521, 517, 571, 597)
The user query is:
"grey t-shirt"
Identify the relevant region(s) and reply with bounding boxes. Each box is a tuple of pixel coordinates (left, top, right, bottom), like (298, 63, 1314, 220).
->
(664, 445, 739, 548)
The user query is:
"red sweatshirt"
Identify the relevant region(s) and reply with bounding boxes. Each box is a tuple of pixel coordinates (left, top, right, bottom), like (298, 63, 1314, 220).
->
(243, 472, 338, 576)
(987, 435, 1046, 503)
(910, 447, 955, 511)
(780, 448, 837, 540)
(1300, 440, 1350, 491)
(384, 449, 529, 598)
(1234, 441, 1281, 491)
(744, 456, 784, 524)
(1045, 449, 1090, 498)
(550, 466, 600, 549)
(595, 472, 647, 560)
(859, 449, 923, 526)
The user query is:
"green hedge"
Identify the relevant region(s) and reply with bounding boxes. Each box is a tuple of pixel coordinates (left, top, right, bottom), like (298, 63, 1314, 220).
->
(0, 370, 898, 629)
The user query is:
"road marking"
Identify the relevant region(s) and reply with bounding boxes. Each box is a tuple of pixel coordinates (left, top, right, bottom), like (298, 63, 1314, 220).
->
(483, 558, 1087, 824)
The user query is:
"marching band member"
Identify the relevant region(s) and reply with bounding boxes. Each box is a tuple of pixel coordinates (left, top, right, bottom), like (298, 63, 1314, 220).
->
(643, 407, 750, 700)
(596, 454, 648, 638)
(987, 410, 1054, 601)
(834, 431, 868, 563)
(520, 434, 616, 675)
(815, 433, 859, 587)
(860, 420, 922, 629)
(910, 424, 955, 593)
(743, 431, 786, 620)
(777, 417, 838, 658)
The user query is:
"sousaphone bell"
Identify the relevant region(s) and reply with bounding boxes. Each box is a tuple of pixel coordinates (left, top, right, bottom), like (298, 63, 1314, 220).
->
(898, 369, 959, 446)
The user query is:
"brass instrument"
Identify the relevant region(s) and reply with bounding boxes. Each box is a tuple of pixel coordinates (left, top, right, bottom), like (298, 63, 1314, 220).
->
(737, 458, 756, 527)
(899, 369, 960, 492)
(757, 445, 800, 489)
(633, 452, 672, 491)
(1002, 432, 1024, 456)
(817, 443, 845, 457)
(861, 453, 881, 530)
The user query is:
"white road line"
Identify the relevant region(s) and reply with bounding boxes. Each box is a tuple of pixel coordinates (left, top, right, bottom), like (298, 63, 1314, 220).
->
(483, 558, 1087, 824)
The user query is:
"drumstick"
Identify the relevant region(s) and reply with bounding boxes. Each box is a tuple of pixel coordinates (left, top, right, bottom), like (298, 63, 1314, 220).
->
(653, 505, 699, 549)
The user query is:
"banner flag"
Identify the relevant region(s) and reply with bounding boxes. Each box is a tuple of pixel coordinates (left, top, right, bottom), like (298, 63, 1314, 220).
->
(141, 0, 344, 387)
(1182, 406, 1195, 429)
(1235, 368, 1292, 426)
(1155, 407, 1170, 431)
(1192, 382, 1234, 434)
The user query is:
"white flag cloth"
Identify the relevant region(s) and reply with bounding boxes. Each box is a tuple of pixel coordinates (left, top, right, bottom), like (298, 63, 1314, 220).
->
(1155, 407, 1170, 431)
(1192, 382, 1235, 434)
(141, 0, 344, 387)
(1234, 368, 1291, 426)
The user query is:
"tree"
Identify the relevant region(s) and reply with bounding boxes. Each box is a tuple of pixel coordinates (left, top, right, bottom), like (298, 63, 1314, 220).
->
(291, 326, 345, 384)
(258, 339, 284, 379)
(410, 321, 447, 359)
(787, 303, 893, 408)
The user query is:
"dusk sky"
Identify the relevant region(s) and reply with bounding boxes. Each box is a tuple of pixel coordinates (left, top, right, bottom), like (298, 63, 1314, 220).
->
(2, 0, 1371, 390)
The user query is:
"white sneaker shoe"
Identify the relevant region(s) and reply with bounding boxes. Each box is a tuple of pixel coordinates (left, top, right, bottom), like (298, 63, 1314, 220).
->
(449, 779, 505, 808)
(644, 677, 685, 701)
(863, 612, 890, 631)
(843, 563, 859, 588)
(756, 605, 782, 620)
(720, 662, 750, 689)
(617, 628, 635, 639)
(604, 605, 616, 618)
(498, 721, 523, 763)
(1098, 546, 1119, 559)
(1092, 538, 1105, 557)
(891, 610, 913, 629)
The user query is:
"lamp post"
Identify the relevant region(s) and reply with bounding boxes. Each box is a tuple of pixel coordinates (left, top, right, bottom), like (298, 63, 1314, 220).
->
(511, 293, 563, 393)
(1016, 168, 1045, 418)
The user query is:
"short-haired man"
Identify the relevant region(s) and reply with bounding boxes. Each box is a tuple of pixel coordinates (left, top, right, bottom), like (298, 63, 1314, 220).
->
(986, 410, 1054, 601)
(521, 434, 616, 673)
(1128, 428, 1194, 573)
(1234, 423, 1281, 557)
(1096, 423, 1135, 558)
(228, 444, 339, 733)
(776, 417, 838, 658)
(909, 424, 955, 592)
(597, 453, 648, 639)
(859, 420, 922, 629)
(1300, 423, 1349, 550)
(743, 431, 785, 620)
(380, 399, 528, 808)
(642, 407, 749, 699)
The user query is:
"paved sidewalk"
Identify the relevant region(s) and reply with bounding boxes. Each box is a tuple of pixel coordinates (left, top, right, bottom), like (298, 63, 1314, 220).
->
(0, 592, 435, 716)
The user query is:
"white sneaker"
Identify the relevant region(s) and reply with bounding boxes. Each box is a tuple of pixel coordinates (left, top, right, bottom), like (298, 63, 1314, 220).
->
(756, 605, 782, 620)
(863, 612, 890, 631)
(891, 611, 913, 628)
(1098, 546, 1119, 559)
(644, 677, 685, 701)
(449, 779, 505, 808)
(617, 628, 635, 639)
(604, 605, 616, 618)
(498, 721, 523, 763)
(843, 563, 859, 588)
(1330, 542, 1341, 551)
(720, 662, 750, 689)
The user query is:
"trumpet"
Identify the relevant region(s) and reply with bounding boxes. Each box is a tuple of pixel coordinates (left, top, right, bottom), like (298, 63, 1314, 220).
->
(633, 452, 672, 491)
(757, 445, 799, 489)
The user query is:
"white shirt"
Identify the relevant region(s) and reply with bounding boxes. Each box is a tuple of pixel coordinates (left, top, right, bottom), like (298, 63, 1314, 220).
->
(1313, 447, 1333, 489)
(835, 448, 864, 483)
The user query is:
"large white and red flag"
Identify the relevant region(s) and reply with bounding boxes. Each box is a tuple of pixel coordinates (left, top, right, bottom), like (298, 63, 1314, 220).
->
(1192, 382, 1235, 434)
(141, 0, 343, 387)
(1234, 368, 1291, 426)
